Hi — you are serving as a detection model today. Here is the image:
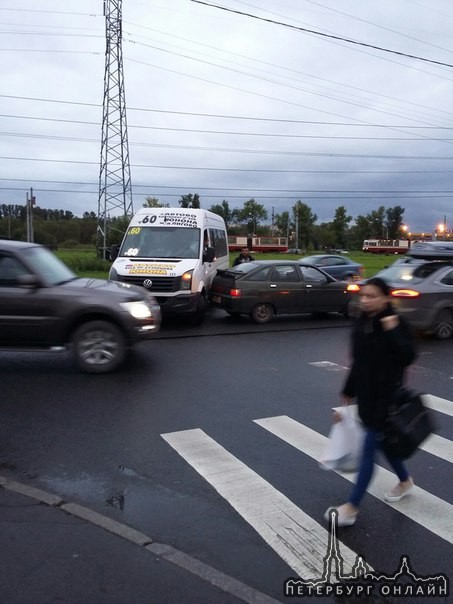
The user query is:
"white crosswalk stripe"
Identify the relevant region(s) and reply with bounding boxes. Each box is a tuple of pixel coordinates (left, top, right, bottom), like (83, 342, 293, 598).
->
(420, 433, 453, 463)
(254, 415, 453, 545)
(162, 428, 363, 579)
(423, 394, 453, 417)
(162, 388, 453, 580)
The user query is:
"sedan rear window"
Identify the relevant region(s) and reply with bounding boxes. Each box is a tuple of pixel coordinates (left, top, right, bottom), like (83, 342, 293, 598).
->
(378, 262, 448, 284)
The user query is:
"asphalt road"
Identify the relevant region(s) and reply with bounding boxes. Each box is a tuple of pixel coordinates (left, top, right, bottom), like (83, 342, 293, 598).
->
(1, 309, 452, 602)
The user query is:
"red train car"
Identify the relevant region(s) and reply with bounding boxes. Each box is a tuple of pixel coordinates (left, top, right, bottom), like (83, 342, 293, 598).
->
(228, 235, 288, 253)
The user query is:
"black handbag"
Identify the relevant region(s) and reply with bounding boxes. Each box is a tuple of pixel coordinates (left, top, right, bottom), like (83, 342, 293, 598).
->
(379, 387, 435, 459)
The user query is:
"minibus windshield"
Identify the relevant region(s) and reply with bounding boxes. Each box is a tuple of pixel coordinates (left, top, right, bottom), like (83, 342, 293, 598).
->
(120, 227, 201, 259)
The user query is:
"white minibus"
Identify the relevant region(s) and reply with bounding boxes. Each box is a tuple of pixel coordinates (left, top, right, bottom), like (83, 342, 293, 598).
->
(109, 208, 229, 324)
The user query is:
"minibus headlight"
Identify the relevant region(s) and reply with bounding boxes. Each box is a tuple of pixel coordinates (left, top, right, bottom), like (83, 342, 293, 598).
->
(181, 270, 193, 290)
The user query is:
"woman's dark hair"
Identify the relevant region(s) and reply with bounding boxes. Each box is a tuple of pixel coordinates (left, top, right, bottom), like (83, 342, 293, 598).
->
(365, 276, 391, 296)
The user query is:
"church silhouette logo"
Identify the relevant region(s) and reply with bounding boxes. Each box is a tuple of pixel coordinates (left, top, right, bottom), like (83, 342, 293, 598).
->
(284, 509, 449, 599)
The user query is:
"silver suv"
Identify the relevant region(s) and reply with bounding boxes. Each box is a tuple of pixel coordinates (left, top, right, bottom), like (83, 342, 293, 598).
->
(0, 240, 161, 372)
(354, 242, 453, 339)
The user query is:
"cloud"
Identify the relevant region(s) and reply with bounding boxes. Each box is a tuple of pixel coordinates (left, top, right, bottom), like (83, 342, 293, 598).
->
(1, 0, 452, 234)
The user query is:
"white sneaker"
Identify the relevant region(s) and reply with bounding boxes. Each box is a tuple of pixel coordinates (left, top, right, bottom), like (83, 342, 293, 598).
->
(324, 504, 357, 527)
(384, 478, 414, 502)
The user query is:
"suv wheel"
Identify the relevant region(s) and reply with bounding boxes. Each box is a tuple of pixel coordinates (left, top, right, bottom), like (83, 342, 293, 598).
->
(432, 309, 453, 340)
(251, 303, 274, 324)
(72, 320, 127, 373)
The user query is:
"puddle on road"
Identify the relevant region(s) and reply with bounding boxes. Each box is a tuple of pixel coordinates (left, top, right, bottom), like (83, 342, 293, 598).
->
(41, 472, 109, 502)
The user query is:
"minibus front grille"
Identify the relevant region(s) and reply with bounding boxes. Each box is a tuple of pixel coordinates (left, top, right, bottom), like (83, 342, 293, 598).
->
(119, 275, 179, 292)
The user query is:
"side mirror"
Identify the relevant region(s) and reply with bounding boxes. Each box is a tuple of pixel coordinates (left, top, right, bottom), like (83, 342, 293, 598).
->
(110, 244, 119, 261)
(17, 274, 41, 289)
(203, 246, 215, 263)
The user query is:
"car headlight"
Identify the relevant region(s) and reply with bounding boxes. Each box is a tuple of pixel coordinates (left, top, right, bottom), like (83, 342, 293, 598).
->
(180, 270, 193, 291)
(120, 301, 152, 319)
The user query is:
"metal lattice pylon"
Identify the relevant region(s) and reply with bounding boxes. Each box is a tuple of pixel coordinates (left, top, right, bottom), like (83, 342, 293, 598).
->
(97, 0, 133, 257)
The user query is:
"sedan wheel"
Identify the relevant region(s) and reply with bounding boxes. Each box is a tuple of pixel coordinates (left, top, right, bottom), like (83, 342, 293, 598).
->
(251, 303, 274, 324)
(432, 309, 453, 340)
(72, 320, 127, 373)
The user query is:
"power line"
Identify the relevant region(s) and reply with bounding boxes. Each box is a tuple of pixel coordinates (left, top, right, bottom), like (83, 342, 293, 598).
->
(0, 8, 101, 16)
(189, 0, 453, 69)
(1, 186, 451, 200)
(1, 144, 453, 160)
(124, 20, 453, 121)
(4, 126, 453, 142)
(2, 182, 453, 193)
(1, 95, 452, 129)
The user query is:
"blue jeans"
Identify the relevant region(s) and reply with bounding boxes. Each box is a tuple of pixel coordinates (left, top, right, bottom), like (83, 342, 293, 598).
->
(349, 429, 410, 507)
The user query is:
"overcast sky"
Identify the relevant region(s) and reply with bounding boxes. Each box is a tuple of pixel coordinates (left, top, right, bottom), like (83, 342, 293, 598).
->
(1, 0, 453, 233)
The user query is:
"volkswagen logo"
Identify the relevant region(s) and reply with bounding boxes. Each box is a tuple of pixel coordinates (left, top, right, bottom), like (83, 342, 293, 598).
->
(143, 279, 153, 288)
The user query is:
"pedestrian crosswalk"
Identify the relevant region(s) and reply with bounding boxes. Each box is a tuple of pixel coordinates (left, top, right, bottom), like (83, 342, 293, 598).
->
(161, 381, 453, 581)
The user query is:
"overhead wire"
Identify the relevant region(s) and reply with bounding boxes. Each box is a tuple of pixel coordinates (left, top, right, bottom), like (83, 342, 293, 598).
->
(189, 0, 453, 69)
(1, 94, 452, 129)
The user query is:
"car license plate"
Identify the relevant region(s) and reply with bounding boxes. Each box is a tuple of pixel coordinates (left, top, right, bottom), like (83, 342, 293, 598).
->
(212, 295, 221, 304)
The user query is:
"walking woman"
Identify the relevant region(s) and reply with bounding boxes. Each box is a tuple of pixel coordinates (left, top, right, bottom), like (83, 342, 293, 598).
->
(325, 277, 417, 527)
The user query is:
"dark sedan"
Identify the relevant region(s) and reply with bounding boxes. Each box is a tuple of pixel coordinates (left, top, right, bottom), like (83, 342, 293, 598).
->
(210, 260, 356, 323)
(299, 254, 364, 281)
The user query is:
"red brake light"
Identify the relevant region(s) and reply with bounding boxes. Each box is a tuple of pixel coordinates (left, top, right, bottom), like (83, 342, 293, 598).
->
(391, 289, 420, 298)
(230, 288, 241, 297)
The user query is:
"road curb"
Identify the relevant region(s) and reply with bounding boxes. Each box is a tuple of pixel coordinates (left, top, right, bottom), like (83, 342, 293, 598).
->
(0, 474, 283, 604)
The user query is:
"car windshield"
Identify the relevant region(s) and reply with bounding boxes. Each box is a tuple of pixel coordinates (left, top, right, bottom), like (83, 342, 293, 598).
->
(22, 246, 76, 286)
(378, 262, 445, 284)
(120, 226, 201, 259)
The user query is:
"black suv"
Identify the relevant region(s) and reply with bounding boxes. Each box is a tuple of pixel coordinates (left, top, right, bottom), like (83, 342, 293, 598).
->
(0, 240, 161, 372)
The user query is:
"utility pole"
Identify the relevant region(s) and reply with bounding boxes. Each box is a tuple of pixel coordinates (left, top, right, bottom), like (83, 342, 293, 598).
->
(26, 187, 35, 243)
(295, 205, 299, 251)
(97, 0, 133, 258)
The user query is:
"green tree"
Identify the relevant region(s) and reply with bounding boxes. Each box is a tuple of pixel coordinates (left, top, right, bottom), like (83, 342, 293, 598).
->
(293, 201, 317, 251)
(209, 200, 233, 227)
(143, 196, 168, 208)
(232, 199, 268, 234)
(179, 193, 200, 208)
(368, 206, 386, 238)
(313, 222, 335, 250)
(350, 214, 371, 249)
(332, 205, 352, 248)
(274, 210, 290, 238)
(385, 205, 405, 239)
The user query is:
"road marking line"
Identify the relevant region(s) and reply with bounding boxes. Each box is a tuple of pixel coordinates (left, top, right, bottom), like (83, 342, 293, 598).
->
(423, 394, 453, 417)
(309, 361, 349, 371)
(420, 433, 453, 463)
(162, 428, 362, 580)
(254, 416, 453, 545)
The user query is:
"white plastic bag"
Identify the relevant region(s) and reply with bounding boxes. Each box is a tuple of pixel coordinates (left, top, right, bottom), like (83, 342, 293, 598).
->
(319, 405, 364, 472)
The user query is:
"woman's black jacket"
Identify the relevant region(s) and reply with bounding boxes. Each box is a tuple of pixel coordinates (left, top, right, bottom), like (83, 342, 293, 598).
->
(342, 305, 416, 430)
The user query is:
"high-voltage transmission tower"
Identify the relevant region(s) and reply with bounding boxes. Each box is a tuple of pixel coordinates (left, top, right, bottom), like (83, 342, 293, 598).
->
(97, 0, 133, 258)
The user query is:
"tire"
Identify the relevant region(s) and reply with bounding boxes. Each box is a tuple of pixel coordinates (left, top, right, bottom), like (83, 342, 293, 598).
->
(72, 320, 127, 373)
(432, 309, 453, 340)
(251, 303, 274, 324)
(188, 293, 208, 326)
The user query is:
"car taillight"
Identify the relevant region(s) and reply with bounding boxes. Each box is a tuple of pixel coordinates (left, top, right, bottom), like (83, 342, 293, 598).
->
(230, 288, 241, 297)
(391, 289, 420, 298)
(347, 283, 360, 292)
